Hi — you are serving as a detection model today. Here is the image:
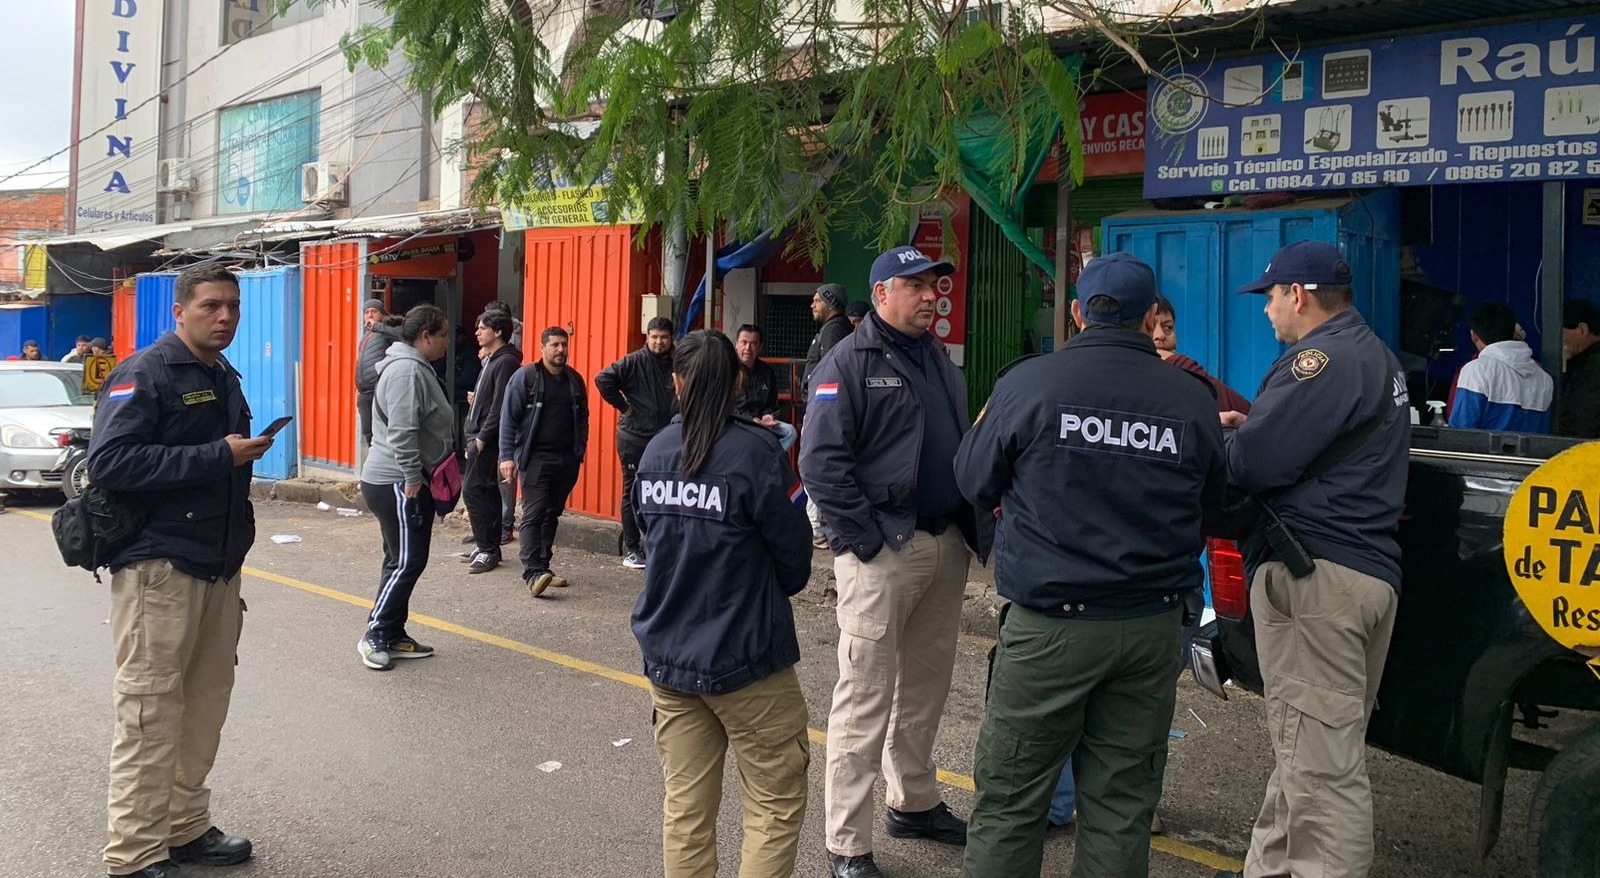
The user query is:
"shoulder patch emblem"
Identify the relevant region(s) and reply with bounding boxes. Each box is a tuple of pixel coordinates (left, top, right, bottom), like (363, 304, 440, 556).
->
(1291, 349, 1329, 381)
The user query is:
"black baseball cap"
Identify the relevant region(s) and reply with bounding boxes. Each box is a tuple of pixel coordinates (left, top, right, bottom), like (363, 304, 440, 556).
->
(869, 246, 954, 289)
(1236, 240, 1352, 294)
(1077, 253, 1158, 324)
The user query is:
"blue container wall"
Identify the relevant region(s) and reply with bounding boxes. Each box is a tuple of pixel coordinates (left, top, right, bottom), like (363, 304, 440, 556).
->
(134, 273, 179, 349)
(0, 305, 49, 358)
(1102, 192, 1400, 398)
(229, 267, 302, 480)
(46, 294, 113, 359)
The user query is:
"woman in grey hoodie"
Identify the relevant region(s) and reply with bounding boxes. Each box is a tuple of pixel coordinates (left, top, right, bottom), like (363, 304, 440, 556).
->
(358, 304, 457, 671)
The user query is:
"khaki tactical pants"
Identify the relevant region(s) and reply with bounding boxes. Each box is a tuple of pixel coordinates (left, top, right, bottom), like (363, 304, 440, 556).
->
(105, 560, 243, 875)
(825, 528, 970, 856)
(651, 666, 811, 878)
(964, 604, 1184, 878)
(1244, 560, 1399, 878)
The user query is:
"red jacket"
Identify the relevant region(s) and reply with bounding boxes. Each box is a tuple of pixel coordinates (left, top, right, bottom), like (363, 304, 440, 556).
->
(1167, 353, 1251, 414)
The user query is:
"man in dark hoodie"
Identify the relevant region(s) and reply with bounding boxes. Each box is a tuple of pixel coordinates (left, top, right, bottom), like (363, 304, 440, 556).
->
(355, 299, 400, 447)
(461, 311, 522, 573)
(595, 317, 676, 569)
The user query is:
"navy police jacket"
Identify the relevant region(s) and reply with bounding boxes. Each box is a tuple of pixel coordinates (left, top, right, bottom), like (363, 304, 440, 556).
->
(799, 316, 990, 562)
(1225, 309, 1410, 589)
(631, 418, 813, 695)
(955, 327, 1226, 617)
(87, 331, 256, 581)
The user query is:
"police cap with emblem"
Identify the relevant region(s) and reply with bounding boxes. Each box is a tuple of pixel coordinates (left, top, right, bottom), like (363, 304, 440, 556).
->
(1077, 252, 1158, 324)
(1236, 240, 1352, 294)
(869, 245, 955, 289)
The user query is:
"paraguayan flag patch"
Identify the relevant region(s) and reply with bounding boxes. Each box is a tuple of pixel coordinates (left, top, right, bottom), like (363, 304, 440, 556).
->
(814, 382, 839, 400)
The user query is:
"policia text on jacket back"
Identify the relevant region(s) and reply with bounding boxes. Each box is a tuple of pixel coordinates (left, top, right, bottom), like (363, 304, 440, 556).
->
(87, 264, 271, 878)
(954, 253, 1226, 878)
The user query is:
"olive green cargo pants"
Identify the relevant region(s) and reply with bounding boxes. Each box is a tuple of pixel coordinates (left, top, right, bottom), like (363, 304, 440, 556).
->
(964, 603, 1184, 878)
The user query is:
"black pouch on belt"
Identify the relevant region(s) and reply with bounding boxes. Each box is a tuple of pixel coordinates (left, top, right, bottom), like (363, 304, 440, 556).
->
(1260, 504, 1316, 578)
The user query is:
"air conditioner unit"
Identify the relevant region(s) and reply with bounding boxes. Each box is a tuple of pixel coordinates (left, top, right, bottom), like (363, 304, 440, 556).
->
(156, 158, 196, 194)
(301, 161, 348, 204)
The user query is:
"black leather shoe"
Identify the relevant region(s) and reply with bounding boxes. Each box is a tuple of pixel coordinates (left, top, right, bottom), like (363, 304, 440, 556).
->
(169, 826, 252, 866)
(111, 861, 183, 878)
(884, 801, 967, 846)
(828, 852, 884, 878)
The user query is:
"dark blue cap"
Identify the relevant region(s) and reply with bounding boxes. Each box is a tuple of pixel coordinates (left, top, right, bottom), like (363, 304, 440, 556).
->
(869, 245, 954, 289)
(1236, 240, 1352, 294)
(1078, 252, 1158, 324)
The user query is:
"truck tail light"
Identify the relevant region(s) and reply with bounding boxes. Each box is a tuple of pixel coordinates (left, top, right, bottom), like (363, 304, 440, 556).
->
(1208, 538, 1249, 621)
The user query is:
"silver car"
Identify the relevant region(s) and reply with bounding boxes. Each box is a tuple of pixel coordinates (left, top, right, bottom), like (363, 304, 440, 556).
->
(0, 362, 95, 495)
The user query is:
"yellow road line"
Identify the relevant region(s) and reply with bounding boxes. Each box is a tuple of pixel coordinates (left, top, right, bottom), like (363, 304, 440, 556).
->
(11, 506, 1243, 872)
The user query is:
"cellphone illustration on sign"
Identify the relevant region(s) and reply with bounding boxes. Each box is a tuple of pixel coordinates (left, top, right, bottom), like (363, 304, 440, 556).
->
(1320, 49, 1371, 99)
(1280, 61, 1305, 102)
(1304, 105, 1352, 153)
(1376, 98, 1430, 149)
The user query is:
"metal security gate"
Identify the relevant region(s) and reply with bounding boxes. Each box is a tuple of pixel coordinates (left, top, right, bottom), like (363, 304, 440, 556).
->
(964, 207, 1032, 416)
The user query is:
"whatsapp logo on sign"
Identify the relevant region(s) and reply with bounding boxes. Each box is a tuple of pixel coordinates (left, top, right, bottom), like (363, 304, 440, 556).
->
(1504, 443, 1600, 680)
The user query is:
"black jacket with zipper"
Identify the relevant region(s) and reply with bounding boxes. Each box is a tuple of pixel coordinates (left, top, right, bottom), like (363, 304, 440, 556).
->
(500, 363, 590, 470)
(464, 345, 522, 450)
(595, 346, 676, 444)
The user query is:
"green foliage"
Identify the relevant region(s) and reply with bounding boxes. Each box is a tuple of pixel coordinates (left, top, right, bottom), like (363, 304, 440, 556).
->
(348, 0, 1086, 260)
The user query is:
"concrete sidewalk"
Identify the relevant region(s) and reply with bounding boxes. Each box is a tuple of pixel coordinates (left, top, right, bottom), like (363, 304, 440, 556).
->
(252, 475, 1006, 638)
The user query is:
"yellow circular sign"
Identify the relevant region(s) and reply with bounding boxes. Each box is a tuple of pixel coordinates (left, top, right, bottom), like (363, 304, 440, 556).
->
(82, 354, 116, 393)
(1504, 441, 1600, 680)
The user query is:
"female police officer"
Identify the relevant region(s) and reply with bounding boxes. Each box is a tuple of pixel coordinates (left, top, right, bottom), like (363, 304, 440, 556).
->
(630, 330, 815, 877)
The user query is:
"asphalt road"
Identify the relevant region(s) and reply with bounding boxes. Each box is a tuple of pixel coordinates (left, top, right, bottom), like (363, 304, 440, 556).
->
(0, 498, 1549, 877)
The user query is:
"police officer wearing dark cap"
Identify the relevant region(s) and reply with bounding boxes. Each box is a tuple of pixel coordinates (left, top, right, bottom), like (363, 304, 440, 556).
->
(802, 245, 988, 878)
(1217, 240, 1409, 878)
(955, 252, 1225, 878)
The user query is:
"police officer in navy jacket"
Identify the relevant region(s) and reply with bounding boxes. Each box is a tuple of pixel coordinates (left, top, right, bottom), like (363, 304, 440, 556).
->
(631, 330, 814, 878)
(955, 252, 1225, 878)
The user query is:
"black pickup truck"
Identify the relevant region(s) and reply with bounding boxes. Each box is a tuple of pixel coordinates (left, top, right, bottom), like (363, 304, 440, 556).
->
(1190, 427, 1600, 878)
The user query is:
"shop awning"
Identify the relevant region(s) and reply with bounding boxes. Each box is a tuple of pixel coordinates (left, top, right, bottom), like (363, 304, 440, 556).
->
(249, 207, 502, 243)
(42, 215, 276, 251)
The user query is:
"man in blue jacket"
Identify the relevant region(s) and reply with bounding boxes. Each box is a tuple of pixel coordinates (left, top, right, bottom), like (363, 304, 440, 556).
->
(501, 326, 590, 596)
(88, 264, 271, 878)
(800, 246, 987, 878)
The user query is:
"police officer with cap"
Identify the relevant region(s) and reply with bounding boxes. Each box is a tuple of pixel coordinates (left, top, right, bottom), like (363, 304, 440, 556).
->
(955, 252, 1225, 878)
(1217, 240, 1408, 878)
(802, 245, 986, 878)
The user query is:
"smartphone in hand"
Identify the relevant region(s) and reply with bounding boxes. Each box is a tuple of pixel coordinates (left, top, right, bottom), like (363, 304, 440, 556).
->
(258, 416, 293, 439)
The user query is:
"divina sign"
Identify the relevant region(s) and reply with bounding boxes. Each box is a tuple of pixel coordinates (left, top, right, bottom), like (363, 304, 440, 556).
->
(72, 0, 163, 232)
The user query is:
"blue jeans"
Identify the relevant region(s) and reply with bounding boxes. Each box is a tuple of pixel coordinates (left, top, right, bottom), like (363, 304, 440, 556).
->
(1049, 757, 1076, 826)
(772, 420, 797, 452)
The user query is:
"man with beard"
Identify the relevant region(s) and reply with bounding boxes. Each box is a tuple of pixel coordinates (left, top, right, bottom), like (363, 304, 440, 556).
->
(502, 326, 591, 595)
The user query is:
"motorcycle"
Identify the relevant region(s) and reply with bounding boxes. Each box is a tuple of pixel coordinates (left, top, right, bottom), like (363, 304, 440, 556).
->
(54, 427, 91, 501)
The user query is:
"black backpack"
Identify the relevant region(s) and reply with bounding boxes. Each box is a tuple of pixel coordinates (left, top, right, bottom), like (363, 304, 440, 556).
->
(52, 485, 147, 582)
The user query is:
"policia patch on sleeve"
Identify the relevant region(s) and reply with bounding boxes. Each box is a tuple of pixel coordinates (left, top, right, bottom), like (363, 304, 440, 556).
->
(1291, 349, 1329, 381)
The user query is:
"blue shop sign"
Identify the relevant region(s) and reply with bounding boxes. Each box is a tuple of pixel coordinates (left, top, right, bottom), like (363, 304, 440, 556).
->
(1144, 17, 1600, 198)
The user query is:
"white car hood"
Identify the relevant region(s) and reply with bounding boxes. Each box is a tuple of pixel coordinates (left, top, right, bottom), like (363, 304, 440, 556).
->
(0, 405, 95, 438)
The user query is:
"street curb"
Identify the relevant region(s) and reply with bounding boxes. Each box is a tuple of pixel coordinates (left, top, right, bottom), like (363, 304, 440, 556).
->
(253, 476, 1003, 639)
